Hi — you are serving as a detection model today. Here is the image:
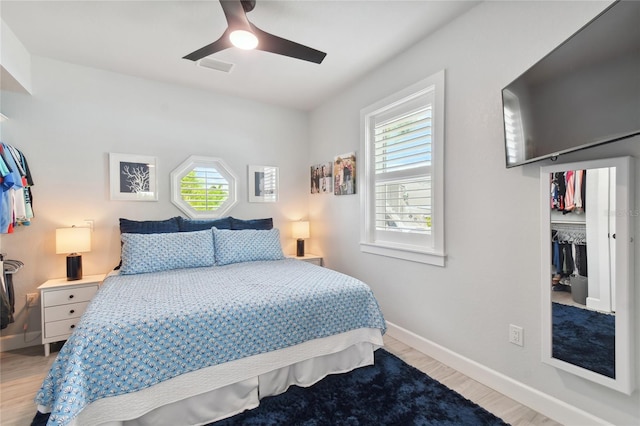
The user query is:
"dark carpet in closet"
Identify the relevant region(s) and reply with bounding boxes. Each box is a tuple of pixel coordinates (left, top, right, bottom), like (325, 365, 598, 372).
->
(552, 302, 615, 378)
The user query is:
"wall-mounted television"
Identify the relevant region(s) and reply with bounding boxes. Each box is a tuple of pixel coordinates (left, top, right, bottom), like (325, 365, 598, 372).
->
(502, 0, 640, 168)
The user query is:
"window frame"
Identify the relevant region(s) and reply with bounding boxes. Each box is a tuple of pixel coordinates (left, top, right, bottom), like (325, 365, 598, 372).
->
(170, 155, 238, 219)
(360, 70, 445, 266)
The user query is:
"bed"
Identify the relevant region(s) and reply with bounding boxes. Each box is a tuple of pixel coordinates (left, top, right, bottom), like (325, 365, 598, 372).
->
(33, 218, 386, 426)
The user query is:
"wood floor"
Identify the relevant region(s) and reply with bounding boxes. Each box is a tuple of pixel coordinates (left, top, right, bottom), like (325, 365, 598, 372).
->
(0, 336, 561, 426)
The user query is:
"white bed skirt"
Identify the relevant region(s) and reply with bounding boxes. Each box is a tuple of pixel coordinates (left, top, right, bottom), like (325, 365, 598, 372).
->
(57, 328, 383, 426)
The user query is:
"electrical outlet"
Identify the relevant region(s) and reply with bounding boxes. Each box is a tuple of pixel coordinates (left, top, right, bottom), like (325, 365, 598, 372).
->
(509, 324, 524, 347)
(26, 293, 38, 307)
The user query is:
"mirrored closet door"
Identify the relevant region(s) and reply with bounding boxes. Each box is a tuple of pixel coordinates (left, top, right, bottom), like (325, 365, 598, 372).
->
(540, 156, 635, 394)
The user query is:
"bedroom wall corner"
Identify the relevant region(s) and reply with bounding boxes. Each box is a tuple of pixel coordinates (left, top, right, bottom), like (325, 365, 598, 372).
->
(0, 56, 311, 348)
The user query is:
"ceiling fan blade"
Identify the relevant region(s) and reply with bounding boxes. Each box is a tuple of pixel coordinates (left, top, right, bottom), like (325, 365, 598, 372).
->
(251, 25, 326, 64)
(183, 33, 233, 61)
(220, 0, 254, 30)
(184, 0, 249, 62)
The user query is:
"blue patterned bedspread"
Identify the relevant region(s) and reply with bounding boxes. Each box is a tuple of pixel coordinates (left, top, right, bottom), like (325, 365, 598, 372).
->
(35, 259, 386, 426)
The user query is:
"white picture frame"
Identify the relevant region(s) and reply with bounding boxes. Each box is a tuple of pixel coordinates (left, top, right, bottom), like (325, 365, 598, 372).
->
(109, 153, 158, 201)
(248, 165, 278, 203)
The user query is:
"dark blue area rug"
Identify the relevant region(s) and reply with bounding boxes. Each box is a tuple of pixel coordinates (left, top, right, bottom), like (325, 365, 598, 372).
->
(32, 349, 509, 426)
(552, 302, 615, 378)
(212, 349, 508, 425)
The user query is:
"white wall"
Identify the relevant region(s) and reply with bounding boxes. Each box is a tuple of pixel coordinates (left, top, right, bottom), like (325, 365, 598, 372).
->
(309, 1, 639, 425)
(0, 56, 310, 341)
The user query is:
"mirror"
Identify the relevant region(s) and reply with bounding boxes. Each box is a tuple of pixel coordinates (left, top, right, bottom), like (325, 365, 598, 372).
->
(540, 156, 635, 394)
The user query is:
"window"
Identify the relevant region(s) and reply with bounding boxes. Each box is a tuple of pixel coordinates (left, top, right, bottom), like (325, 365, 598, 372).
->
(170, 156, 237, 218)
(360, 70, 445, 266)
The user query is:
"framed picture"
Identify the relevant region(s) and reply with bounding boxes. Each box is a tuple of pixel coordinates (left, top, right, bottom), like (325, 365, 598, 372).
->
(310, 162, 333, 194)
(109, 153, 158, 201)
(248, 165, 278, 202)
(334, 152, 356, 195)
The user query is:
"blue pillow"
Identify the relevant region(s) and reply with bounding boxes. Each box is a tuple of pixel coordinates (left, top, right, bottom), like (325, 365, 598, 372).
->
(213, 228, 284, 266)
(177, 216, 232, 232)
(120, 229, 215, 275)
(119, 217, 180, 234)
(230, 217, 273, 230)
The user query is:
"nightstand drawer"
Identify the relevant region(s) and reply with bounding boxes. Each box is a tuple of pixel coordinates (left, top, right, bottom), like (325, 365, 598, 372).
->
(44, 318, 80, 339)
(44, 301, 90, 322)
(302, 257, 322, 266)
(43, 285, 98, 307)
(286, 253, 323, 267)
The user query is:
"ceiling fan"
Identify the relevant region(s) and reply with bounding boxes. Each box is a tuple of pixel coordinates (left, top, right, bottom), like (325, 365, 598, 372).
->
(183, 0, 327, 64)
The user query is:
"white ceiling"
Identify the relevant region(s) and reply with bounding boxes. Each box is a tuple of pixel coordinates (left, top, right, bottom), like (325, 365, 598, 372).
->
(1, 0, 479, 111)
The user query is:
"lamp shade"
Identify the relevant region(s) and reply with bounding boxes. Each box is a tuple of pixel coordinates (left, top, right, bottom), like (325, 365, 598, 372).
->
(56, 227, 91, 254)
(291, 221, 310, 239)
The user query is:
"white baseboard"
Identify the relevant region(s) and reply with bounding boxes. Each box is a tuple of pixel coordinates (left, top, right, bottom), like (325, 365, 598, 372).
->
(0, 331, 41, 352)
(386, 321, 608, 426)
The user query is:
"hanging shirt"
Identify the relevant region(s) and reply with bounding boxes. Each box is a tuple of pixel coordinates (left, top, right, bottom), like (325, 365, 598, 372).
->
(564, 170, 575, 213)
(573, 170, 584, 213)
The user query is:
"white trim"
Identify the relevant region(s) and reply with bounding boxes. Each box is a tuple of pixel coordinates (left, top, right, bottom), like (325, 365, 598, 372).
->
(386, 321, 609, 426)
(360, 242, 445, 266)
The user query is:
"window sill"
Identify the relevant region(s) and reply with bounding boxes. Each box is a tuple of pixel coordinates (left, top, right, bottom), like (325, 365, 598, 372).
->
(360, 242, 446, 267)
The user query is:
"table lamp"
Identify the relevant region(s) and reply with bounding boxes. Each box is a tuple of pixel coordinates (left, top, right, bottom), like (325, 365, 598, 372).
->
(292, 221, 310, 257)
(56, 226, 91, 280)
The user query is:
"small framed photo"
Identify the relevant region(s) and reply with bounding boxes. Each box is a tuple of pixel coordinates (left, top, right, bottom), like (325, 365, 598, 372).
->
(109, 153, 158, 201)
(311, 162, 333, 194)
(334, 152, 356, 195)
(248, 165, 278, 203)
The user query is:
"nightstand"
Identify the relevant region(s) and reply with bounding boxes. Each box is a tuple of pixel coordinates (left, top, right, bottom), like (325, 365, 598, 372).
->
(38, 274, 105, 356)
(286, 253, 323, 267)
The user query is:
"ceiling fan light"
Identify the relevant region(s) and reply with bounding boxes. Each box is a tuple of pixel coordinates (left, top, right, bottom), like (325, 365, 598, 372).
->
(229, 30, 258, 50)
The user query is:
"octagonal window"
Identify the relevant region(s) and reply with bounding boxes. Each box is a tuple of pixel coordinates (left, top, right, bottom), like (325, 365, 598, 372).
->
(170, 156, 237, 218)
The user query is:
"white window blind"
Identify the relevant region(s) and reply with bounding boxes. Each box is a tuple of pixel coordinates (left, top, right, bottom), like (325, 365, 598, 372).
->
(374, 105, 432, 235)
(180, 167, 230, 211)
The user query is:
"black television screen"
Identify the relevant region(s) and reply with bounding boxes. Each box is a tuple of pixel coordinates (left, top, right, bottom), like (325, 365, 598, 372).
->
(502, 0, 640, 168)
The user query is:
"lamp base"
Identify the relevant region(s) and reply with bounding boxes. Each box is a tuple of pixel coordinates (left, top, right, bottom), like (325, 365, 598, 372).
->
(296, 239, 305, 257)
(66, 254, 83, 281)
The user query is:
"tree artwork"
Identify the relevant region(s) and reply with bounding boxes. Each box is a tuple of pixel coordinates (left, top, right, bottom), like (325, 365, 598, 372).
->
(119, 162, 150, 193)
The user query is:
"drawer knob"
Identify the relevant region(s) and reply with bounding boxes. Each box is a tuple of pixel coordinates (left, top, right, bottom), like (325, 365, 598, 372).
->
(70, 324, 75, 329)
(68, 294, 74, 299)
(69, 309, 75, 314)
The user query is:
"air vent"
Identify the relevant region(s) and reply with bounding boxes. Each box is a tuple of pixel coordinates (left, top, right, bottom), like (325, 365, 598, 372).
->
(197, 58, 234, 73)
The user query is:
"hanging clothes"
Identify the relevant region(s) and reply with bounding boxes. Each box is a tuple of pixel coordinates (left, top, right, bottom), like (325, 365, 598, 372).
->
(551, 224, 588, 294)
(0, 258, 21, 329)
(0, 143, 35, 233)
(550, 170, 587, 215)
(574, 244, 588, 277)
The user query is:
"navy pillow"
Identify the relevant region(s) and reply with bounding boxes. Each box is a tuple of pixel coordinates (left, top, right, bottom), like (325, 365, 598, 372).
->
(177, 216, 232, 232)
(119, 217, 180, 234)
(230, 217, 273, 230)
